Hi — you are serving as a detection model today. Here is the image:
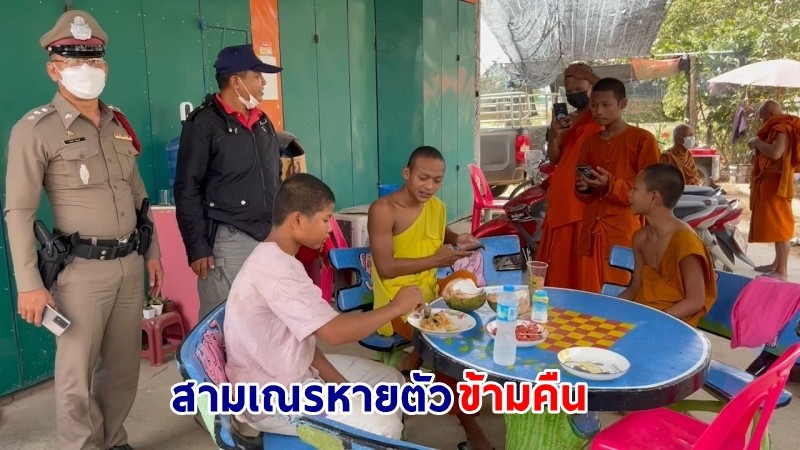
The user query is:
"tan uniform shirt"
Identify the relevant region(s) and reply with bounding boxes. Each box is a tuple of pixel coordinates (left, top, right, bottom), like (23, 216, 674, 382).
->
(4, 92, 160, 292)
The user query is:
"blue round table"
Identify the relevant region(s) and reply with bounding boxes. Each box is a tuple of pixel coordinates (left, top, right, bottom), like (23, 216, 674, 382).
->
(413, 288, 711, 449)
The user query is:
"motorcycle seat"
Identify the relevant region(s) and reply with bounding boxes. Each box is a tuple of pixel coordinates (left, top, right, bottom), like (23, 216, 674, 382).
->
(674, 203, 708, 218)
(683, 185, 718, 196)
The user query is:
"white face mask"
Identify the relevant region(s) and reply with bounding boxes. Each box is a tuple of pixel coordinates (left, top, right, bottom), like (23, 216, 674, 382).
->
(682, 136, 696, 149)
(235, 77, 259, 109)
(57, 64, 106, 100)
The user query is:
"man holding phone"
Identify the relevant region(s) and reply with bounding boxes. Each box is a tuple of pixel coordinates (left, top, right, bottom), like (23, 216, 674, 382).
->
(536, 63, 602, 289)
(368, 146, 493, 450)
(574, 78, 661, 293)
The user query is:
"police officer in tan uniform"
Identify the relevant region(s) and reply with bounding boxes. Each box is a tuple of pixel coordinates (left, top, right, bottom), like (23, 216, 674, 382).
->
(4, 11, 163, 450)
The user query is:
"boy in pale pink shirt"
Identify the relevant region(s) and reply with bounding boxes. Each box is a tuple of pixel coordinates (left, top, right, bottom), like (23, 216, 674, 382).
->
(224, 173, 423, 439)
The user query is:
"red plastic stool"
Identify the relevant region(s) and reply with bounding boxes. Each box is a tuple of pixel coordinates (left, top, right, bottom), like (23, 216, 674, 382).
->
(140, 311, 186, 366)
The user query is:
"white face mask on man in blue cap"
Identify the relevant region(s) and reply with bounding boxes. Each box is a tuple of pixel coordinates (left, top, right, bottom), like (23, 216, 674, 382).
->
(234, 76, 260, 109)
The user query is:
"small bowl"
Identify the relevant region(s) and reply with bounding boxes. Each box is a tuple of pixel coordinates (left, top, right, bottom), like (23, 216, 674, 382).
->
(443, 290, 486, 312)
(485, 285, 531, 316)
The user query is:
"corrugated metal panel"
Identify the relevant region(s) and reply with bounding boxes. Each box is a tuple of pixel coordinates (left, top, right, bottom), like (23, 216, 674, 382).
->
(440, 0, 461, 216)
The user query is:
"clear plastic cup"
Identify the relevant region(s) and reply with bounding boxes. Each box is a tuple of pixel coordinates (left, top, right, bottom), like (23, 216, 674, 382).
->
(527, 261, 548, 290)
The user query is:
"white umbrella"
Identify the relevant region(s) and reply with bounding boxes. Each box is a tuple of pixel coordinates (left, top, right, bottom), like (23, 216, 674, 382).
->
(708, 59, 800, 89)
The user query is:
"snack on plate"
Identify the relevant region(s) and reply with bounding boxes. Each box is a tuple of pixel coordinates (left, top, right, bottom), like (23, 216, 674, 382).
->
(514, 321, 546, 341)
(441, 278, 486, 312)
(419, 311, 457, 332)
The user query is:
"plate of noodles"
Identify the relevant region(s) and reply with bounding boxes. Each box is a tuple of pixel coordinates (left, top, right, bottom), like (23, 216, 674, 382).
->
(407, 308, 477, 338)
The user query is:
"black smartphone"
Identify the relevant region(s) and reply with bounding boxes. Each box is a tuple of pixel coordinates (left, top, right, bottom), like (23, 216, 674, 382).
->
(576, 165, 597, 180)
(455, 242, 485, 252)
(553, 102, 569, 127)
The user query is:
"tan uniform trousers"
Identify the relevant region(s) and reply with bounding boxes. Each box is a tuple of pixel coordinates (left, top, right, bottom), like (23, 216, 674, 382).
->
(53, 252, 144, 450)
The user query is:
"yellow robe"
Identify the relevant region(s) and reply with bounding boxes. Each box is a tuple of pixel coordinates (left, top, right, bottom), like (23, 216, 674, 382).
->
(635, 229, 717, 327)
(372, 197, 445, 336)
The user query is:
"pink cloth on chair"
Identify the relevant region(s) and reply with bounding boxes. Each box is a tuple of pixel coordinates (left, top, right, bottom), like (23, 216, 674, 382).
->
(731, 277, 800, 348)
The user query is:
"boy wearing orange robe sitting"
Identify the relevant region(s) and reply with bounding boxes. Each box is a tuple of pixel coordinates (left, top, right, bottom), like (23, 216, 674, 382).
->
(620, 164, 717, 326)
(748, 100, 800, 281)
(574, 78, 661, 293)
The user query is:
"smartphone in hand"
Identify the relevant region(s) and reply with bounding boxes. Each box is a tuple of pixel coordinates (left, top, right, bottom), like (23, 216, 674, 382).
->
(42, 305, 71, 336)
(553, 103, 569, 128)
(576, 165, 597, 180)
(455, 242, 486, 252)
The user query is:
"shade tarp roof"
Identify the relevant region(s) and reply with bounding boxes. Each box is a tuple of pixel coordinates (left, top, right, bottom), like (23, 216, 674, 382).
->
(483, 0, 670, 88)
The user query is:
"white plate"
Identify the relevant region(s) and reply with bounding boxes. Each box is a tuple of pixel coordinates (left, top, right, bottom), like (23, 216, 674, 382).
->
(485, 319, 549, 347)
(407, 308, 477, 338)
(557, 347, 630, 381)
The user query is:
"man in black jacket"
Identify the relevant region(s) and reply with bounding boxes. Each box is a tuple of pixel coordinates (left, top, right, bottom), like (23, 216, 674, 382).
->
(175, 44, 282, 320)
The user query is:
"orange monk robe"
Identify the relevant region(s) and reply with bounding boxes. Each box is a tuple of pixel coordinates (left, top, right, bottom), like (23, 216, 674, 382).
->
(749, 114, 800, 243)
(575, 126, 661, 293)
(536, 111, 603, 289)
(635, 229, 717, 327)
(660, 145, 700, 185)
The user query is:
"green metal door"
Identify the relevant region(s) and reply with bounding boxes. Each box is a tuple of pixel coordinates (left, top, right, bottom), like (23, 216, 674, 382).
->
(456, 0, 476, 220)
(281, 0, 379, 209)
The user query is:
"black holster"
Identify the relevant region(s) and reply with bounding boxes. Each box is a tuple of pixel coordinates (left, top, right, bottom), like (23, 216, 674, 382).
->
(137, 198, 153, 256)
(34, 220, 74, 291)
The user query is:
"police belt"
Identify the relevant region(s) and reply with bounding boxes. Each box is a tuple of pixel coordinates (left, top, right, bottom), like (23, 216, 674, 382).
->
(69, 232, 140, 261)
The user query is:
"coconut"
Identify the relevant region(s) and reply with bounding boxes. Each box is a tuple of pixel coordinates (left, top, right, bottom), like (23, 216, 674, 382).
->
(442, 278, 486, 312)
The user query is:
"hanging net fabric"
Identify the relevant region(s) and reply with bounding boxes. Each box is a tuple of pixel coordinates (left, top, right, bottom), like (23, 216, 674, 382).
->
(482, 0, 671, 88)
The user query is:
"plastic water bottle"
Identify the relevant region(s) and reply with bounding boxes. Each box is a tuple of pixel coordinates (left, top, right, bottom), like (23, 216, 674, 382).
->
(493, 285, 518, 366)
(532, 289, 549, 324)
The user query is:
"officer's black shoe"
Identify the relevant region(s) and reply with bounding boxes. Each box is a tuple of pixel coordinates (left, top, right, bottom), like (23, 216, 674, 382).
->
(108, 445, 134, 450)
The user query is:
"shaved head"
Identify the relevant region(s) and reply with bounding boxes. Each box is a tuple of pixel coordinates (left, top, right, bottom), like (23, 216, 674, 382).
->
(758, 100, 783, 121)
(673, 124, 694, 144)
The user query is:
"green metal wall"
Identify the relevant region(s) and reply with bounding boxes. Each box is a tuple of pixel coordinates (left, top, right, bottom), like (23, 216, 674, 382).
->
(375, 0, 476, 221)
(0, 0, 249, 397)
(280, 0, 381, 209)
(281, 0, 476, 219)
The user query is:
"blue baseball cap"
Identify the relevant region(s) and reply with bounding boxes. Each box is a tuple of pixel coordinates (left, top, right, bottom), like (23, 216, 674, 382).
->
(214, 44, 282, 75)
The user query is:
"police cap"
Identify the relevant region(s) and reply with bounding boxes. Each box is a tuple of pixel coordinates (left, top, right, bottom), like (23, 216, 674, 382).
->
(40, 10, 107, 58)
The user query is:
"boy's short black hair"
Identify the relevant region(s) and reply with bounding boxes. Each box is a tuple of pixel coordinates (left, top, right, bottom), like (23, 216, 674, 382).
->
(642, 163, 684, 209)
(592, 77, 627, 102)
(406, 146, 445, 169)
(273, 174, 336, 225)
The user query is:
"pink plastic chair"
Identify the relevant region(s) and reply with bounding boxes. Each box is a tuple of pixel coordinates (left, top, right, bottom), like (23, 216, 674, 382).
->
(591, 342, 800, 450)
(319, 217, 348, 302)
(468, 164, 507, 232)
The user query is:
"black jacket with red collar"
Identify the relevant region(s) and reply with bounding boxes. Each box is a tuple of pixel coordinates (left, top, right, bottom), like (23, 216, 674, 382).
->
(174, 93, 280, 264)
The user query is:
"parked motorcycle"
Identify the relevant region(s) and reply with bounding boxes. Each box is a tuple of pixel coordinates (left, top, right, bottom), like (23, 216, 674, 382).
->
(676, 186, 755, 272)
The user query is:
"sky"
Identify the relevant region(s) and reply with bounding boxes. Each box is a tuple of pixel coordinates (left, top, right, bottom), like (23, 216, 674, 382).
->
(479, 18, 509, 73)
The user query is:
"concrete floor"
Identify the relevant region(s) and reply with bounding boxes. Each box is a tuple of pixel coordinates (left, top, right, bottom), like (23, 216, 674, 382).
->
(1, 183, 800, 449)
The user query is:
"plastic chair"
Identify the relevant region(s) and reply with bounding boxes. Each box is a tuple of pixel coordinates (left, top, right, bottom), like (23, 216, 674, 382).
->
(328, 247, 410, 366)
(436, 235, 524, 287)
(175, 303, 428, 450)
(468, 164, 507, 232)
(319, 216, 348, 303)
(591, 343, 800, 450)
(140, 311, 185, 366)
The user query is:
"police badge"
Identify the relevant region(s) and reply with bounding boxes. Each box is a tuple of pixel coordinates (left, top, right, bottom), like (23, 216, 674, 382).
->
(70, 16, 92, 40)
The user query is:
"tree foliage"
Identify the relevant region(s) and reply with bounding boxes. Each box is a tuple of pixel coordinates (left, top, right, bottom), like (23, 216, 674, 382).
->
(653, 0, 800, 165)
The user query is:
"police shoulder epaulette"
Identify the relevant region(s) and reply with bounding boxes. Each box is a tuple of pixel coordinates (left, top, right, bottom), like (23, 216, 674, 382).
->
(21, 105, 57, 125)
(110, 108, 142, 155)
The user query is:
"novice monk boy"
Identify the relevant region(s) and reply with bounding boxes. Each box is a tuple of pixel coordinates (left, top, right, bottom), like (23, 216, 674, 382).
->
(620, 164, 717, 326)
(368, 146, 494, 450)
(224, 174, 424, 439)
(575, 77, 661, 293)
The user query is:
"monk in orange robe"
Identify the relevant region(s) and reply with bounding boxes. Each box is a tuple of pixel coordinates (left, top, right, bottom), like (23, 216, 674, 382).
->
(620, 164, 717, 327)
(748, 100, 800, 281)
(536, 63, 603, 289)
(660, 124, 701, 185)
(574, 78, 661, 293)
